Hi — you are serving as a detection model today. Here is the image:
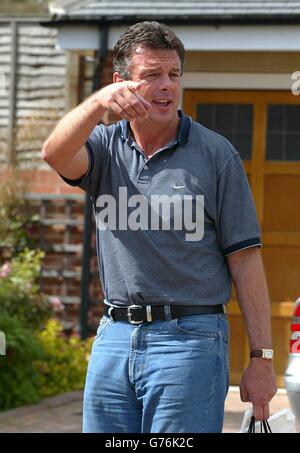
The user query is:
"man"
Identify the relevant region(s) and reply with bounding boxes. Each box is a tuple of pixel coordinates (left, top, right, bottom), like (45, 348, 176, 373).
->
(42, 21, 277, 433)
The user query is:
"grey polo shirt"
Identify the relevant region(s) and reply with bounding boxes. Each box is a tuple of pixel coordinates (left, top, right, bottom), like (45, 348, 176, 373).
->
(61, 111, 261, 307)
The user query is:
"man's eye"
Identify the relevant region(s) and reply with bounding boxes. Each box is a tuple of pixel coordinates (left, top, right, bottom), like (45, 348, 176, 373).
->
(170, 73, 179, 79)
(146, 73, 157, 78)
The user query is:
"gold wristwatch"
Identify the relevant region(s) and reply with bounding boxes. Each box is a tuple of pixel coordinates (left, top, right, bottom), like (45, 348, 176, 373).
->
(250, 349, 274, 360)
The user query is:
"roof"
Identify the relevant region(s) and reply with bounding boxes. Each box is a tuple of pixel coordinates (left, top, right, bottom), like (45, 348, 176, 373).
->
(48, 0, 300, 24)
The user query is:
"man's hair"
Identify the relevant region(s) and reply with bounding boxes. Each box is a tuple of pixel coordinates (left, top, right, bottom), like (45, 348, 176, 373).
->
(113, 21, 185, 79)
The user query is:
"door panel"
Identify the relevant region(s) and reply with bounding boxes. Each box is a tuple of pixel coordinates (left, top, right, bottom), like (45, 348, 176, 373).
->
(184, 90, 300, 386)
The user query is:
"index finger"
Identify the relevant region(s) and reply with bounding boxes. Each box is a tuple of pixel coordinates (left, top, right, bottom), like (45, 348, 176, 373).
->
(125, 80, 147, 93)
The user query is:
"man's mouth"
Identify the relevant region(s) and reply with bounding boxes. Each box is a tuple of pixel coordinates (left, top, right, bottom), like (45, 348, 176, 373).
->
(152, 99, 172, 106)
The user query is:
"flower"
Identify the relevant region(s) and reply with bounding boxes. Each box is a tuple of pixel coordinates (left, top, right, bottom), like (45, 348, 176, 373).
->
(49, 296, 65, 313)
(0, 263, 11, 278)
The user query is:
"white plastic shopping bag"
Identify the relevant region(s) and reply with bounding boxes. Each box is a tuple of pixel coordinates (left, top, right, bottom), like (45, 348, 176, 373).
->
(239, 407, 296, 433)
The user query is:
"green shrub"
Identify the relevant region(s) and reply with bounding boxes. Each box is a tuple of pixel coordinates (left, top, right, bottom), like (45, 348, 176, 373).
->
(0, 313, 44, 409)
(0, 246, 93, 411)
(0, 316, 93, 411)
(0, 169, 39, 255)
(36, 319, 93, 398)
(0, 249, 49, 410)
(0, 248, 51, 330)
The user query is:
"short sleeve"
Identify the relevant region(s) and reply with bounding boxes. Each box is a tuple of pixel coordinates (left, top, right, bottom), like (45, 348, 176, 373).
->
(59, 124, 107, 199)
(216, 151, 262, 256)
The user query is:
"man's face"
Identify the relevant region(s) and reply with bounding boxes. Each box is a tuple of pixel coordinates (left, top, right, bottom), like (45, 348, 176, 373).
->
(126, 48, 182, 126)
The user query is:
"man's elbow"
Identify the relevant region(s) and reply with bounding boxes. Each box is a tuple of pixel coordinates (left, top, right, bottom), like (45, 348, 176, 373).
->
(41, 138, 56, 167)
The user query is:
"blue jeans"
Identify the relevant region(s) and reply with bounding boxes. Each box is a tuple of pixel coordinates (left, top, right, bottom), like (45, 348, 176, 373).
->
(83, 310, 229, 433)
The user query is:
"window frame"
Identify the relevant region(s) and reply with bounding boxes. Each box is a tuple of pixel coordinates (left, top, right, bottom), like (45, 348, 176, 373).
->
(184, 89, 300, 223)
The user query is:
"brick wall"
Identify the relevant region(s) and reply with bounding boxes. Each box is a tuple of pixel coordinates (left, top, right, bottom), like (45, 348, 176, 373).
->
(0, 51, 117, 334)
(29, 169, 82, 194)
(26, 191, 104, 334)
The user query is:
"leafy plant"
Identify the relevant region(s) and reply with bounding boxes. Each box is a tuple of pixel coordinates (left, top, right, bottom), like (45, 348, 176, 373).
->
(36, 319, 93, 398)
(0, 313, 93, 411)
(0, 313, 44, 409)
(0, 248, 51, 330)
(0, 169, 39, 255)
(0, 247, 50, 410)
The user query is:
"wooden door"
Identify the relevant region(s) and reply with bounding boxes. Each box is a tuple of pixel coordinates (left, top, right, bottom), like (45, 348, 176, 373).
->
(184, 90, 300, 386)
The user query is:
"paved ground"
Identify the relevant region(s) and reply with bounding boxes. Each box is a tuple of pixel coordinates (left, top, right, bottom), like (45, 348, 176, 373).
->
(0, 391, 83, 433)
(0, 387, 295, 433)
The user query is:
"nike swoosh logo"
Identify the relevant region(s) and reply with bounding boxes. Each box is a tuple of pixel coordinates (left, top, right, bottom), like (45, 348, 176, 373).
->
(173, 184, 186, 189)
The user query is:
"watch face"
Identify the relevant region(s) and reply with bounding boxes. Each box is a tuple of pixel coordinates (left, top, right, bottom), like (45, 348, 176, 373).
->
(263, 349, 273, 359)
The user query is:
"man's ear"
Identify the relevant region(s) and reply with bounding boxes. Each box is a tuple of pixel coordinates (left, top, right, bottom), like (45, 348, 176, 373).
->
(113, 72, 124, 83)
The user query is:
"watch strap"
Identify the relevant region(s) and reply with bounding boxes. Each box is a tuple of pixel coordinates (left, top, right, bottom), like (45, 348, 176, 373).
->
(250, 349, 273, 359)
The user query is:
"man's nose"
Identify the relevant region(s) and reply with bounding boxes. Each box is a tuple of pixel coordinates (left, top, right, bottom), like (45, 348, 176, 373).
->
(158, 74, 173, 91)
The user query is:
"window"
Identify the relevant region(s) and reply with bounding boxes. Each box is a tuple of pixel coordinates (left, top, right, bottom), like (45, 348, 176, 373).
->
(266, 105, 300, 161)
(196, 104, 253, 160)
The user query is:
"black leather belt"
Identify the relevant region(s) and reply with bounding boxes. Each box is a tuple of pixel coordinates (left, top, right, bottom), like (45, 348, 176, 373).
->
(103, 304, 225, 325)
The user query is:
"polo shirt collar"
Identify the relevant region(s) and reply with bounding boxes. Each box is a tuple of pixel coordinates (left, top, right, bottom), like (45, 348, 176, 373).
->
(120, 110, 191, 147)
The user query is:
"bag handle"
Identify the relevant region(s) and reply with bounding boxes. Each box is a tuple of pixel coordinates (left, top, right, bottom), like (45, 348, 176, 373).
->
(248, 415, 272, 433)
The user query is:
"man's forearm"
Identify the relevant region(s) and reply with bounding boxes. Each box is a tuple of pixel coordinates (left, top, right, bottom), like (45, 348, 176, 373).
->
(42, 80, 150, 170)
(42, 91, 105, 168)
(227, 247, 272, 350)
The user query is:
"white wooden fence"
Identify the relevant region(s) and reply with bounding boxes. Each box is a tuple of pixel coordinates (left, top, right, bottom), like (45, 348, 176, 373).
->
(0, 18, 67, 167)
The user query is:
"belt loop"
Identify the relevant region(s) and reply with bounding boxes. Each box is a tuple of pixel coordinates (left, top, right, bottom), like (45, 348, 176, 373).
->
(146, 305, 152, 322)
(164, 305, 172, 321)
